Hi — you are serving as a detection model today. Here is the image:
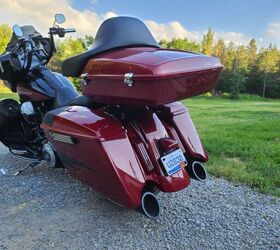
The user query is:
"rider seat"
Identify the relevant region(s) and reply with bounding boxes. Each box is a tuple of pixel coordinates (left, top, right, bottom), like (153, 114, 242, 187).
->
(61, 16, 160, 77)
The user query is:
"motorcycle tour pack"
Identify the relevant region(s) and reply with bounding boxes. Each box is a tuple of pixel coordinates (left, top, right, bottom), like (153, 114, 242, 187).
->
(0, 15, 222, 219)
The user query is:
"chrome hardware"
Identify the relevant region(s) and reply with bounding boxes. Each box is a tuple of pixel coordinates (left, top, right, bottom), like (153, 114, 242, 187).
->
(81, 73, 89, 85)
(21, 101, 35, 116)
(0, 61, 3, 73)
(49, 132, 75, 144)
(124, 73, 134, 87)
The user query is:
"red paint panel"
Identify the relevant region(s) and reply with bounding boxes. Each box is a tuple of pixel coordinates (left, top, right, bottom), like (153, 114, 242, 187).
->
(127, 110, 190, 192)
(17, 84, 51, 102)
(42, 107, 146, 208)
(42, 106, 125, 141)
(82, 47, 223, 106)
(159, 102, 208, 162)
(42, 106, 192, 207)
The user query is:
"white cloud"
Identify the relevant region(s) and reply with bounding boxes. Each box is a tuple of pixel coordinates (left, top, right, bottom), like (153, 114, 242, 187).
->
(145, 20, 202, 41)
(0, 0, 117, 38)
(214, 31, 249, 46)
(265, 22, 280, 38)
(0, 0, 256, 47)
(103, 11, 118, 20)
(145, 20, 249, 46)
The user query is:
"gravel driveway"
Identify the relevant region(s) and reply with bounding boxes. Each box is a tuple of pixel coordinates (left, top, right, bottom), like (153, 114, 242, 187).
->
(0, 143, 279, 250)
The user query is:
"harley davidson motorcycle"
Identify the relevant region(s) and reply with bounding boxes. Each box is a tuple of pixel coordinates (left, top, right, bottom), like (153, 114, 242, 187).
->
(0, 14, 222, 219)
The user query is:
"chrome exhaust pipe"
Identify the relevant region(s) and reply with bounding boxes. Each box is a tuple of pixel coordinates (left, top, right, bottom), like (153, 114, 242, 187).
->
(187, 161, 207, 181)
(140, 192, 160, 220)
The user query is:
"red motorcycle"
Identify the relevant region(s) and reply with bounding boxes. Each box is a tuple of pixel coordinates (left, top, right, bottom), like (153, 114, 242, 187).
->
(0, 14, 222, 219)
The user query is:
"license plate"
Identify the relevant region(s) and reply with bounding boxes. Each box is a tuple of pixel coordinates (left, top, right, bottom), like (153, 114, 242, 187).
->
(160, 149, 187, 176)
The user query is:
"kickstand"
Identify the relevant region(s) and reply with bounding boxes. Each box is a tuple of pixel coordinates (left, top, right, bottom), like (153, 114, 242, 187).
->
(13, 162, 40, 176)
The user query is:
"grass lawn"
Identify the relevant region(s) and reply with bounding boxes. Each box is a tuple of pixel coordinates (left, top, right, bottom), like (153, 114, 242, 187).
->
(0, 92, 18, 100)
(1, 92, 279, 196)
(183, 96, 280, 196)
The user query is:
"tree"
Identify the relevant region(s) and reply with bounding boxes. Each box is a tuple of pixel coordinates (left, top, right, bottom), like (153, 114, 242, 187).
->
(211, 39, 226, 93)
(247, 39, 257, 66)
(159, 39, 169, 48)
(257, 46, 279, 97)
(201, 28, 214, 55)
(227, 57, 247, 99)
(48, 38, 85, 91)
(246, 39, 258, 94)
(0, 24, 12, 92)
(48, 38, 85, 72)
(0, 24, 12, 54)
(214, 41, 236, 93)
(224, 42, 236, 69)
(165, 38, 200, 52)
(213, 39, 226, 64)
(236, 45, 249, 73)
(159, 38, 201, 53)
(79, 35, 95, 49)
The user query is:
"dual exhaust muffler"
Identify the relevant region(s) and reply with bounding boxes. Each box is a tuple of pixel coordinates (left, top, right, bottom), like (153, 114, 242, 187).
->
(140, 192, 160, 220)
(186, 161, 207, 182)
(140, 161, 207, 219)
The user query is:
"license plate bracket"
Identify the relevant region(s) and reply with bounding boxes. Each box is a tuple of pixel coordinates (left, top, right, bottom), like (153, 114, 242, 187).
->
(160, 149, 187, 176)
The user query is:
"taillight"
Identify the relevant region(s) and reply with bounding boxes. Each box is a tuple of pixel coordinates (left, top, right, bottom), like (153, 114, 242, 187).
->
(158, 138, 178, 155)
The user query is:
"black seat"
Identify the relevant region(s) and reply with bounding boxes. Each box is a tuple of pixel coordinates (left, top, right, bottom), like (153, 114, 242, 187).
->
(61, 16, 160, 77)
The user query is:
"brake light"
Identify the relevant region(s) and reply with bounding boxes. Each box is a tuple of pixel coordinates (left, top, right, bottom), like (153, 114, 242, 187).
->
(158, 138, 178, 155)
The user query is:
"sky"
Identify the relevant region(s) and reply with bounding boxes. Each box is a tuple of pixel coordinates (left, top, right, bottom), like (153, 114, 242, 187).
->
(0, 0, 280, 47)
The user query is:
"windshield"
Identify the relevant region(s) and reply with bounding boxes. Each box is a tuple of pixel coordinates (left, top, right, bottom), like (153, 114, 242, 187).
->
(7, 25, 42, 50)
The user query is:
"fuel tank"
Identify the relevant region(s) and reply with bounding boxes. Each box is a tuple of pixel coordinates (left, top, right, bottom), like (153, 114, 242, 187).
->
(41, 102, 206, 208)
(17, 67, 78, 106)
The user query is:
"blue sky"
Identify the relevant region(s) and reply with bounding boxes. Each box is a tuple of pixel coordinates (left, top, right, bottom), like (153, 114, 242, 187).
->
(1, 0, 280, 47)
(71, 0, 280, 44)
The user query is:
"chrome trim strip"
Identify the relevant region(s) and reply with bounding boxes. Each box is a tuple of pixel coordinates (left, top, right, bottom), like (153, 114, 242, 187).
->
(50, 132, 75, 144)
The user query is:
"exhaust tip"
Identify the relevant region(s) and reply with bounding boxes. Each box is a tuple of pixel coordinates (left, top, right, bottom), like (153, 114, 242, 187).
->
(141, 192, 160, 220)
(188, 161, 207, 181)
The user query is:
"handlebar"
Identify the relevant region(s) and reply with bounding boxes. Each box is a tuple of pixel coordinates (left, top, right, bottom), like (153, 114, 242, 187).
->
(64, 28, 76, 33)
(1, 25, 76, 75)
(23, 40, 32, 52)
(49, 27, 76, 37)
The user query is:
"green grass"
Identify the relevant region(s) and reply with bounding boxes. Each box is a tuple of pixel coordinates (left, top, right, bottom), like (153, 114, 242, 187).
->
(183, 96, 280, 196)
(0, 93, 18, 100)
(0, 92, 279, 196)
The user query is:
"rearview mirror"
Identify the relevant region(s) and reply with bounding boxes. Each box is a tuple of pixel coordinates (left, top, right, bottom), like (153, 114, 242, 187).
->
(12, 25, 23, 38)
(55, 14, 66, 24)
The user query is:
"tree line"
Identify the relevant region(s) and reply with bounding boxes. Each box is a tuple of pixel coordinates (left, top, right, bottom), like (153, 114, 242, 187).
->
(0, 23, 279, 98)
(160, 29, 280, 99)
